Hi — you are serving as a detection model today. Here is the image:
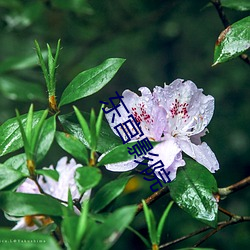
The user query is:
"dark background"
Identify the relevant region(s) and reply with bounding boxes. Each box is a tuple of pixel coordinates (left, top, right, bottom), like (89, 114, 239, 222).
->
(0, 0, 249, 249)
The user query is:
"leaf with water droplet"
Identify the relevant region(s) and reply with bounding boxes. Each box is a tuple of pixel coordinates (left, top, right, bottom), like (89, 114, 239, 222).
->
(213, 16, 250, 65)
(168, 158, 218, 227)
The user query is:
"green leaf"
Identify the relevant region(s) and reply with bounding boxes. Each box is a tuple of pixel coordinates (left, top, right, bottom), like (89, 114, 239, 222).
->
(0, 110, 44, 157)
(89, 108, 97, 150)
(157, 201, 174, 244)
(35, 40, 50, 90)
(142, 200, 157, 245)
(0, 192, 65, 216)
(97, 141, 158, 166)
(62, 201, 89, 250)
(0, 164, 27, 190)
(75, 167, 102, 194)
(73, 106, 91, 147)
(168, 159, 218, 227)
(59, 58, 125, 106)
(56, 131, 89, 165)
(36, 169, 59, 181)
(96, 105, 104, 140)
(62, 215, 80, 250)
(213, 16, 250, 65)
(0, 228, 60, 250)
(0, 76, 46, 102)
(4, 154, 28, 175)
(59, 112, 121, 153)
(221, 0, 250, 11)
(76, 200, 89, 248)
(30, 109, 49, 158)
(36, 116, 56, 162)
(83, 205, 136, 250)
(91, 176, 132, 213)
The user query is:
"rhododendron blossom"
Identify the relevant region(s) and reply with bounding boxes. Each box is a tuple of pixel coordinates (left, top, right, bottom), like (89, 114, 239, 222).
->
(103, 79, 219, 180)
(11, 157, 89, 231)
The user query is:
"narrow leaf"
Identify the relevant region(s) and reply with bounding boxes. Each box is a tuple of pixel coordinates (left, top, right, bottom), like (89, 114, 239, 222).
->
(56, 131, 89, 165)
(76, 200, 89, 248)
(36, 116, 56, 162)
(91, 176, 132, 213)
(73, 106, 91, 146)
(59, 112, 121, 154)
(34, 40, 50, 87)
(90, 108, 97, 150)
(157, 201, 174, 244)
(142, 200, 155, 244)
(83, 205, 136, 250)
(96, 104, 104, 140)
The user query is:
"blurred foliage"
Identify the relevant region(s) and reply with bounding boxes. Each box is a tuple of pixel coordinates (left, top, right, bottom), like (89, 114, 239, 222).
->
(0, 0, 249, 249)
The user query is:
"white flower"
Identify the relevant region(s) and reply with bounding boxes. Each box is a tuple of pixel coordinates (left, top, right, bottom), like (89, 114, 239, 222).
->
(103, 79, 219, 180)
(12, 157, 90, 231)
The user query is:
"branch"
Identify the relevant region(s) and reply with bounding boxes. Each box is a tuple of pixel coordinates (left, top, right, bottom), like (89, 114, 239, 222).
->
(218, 176, 250, 198)
(136, 186, 169, 215)
(211, 0, 250, 66)
(159, 224, 212, 249)
(159, 216, 250, 249)
(193, 216, 250, 247)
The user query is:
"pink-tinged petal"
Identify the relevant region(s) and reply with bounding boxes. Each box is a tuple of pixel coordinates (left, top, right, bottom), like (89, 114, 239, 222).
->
(190, 128, 208, 145)
(153, 79, 214, 136)
(148, 137, 185, 181)
(178, 139, 219, 173)
(16, 178, 40, 194)
(105, 88, 167, 141)
(39, 157, 82, 201)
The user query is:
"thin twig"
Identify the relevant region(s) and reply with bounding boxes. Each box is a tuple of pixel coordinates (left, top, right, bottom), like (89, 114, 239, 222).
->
(218, 176, 250, 198)
(159, 224, 212, 249)
(218, 206, 235, 217)
(159, 216, 250, 249)
(211, 0, 230, 27)
(193, 216, 250, 247)
(136, 186, 169, 215)
(211, 0, 250, 66)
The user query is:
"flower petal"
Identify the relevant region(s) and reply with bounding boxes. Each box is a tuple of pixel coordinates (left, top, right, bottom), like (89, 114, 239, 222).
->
(154, 79, 214, 136)
(178, 139, 219, 173)
(16, 178, 40, 194)
(39, 157, 82, 201)
(105, 158, 143, 172)
(148, 137, 185, 181)
(105, 88, 167, 141)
